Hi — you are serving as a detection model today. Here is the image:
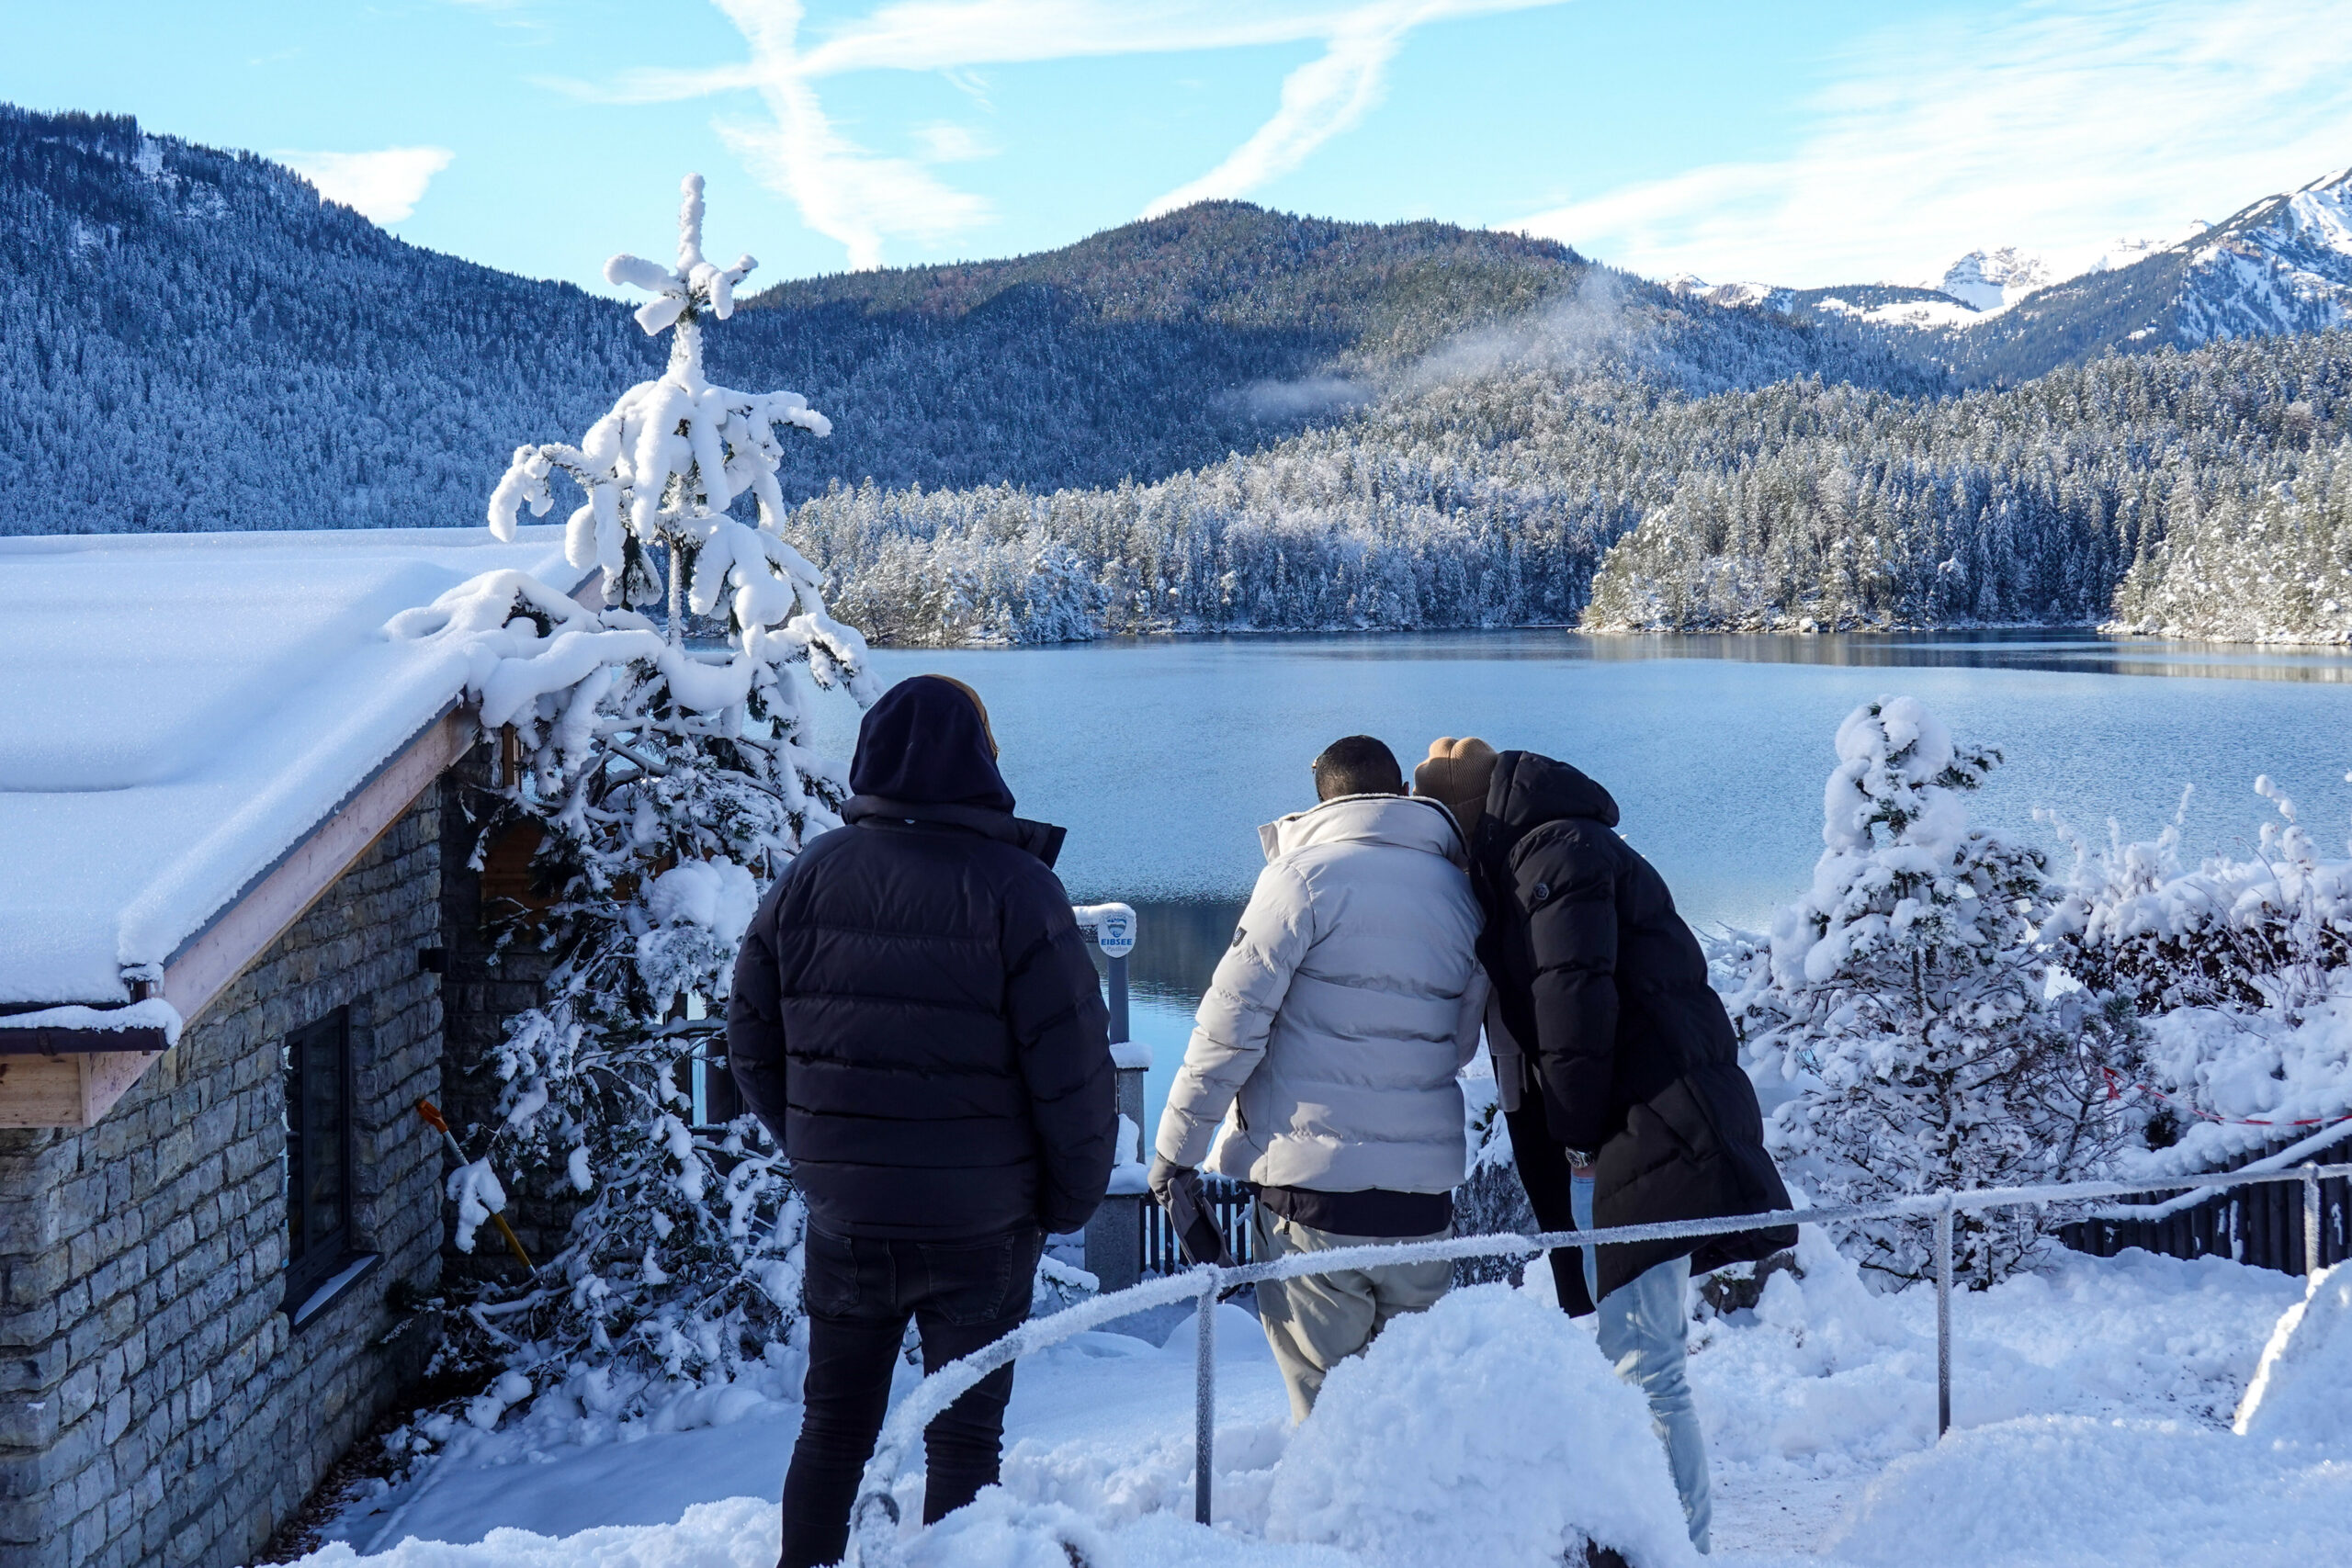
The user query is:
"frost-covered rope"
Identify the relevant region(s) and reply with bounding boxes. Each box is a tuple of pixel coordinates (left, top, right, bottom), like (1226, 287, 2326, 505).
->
(841, 1159, 2352, 1567)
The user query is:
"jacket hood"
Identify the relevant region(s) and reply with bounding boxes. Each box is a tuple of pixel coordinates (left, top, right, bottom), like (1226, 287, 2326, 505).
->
(1260, 793, 1467, 867)
(1488, 751, 1620, 833)
(841, 795, 1067, 868)
(849, 675, 1015, 811)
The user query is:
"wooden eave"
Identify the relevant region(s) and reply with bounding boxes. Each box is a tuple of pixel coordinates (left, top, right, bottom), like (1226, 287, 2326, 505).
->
(0, 1027, 172, 1056)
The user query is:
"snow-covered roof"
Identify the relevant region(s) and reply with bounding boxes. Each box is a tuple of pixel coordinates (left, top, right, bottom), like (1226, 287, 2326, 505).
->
(0, 525, 585, 1007)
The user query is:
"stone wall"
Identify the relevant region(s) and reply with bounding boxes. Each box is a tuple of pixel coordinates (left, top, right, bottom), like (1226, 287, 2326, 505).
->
(0, 785, 447, 1568)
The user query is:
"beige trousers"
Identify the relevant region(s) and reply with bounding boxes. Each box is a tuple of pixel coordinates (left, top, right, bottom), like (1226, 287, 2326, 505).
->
(1250, 1206, 1453, 1422)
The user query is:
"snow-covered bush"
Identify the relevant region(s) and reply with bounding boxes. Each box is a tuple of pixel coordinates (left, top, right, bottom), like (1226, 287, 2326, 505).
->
(393, 176, 875, 1415)
(1728, 697, 2140, 1286)
(2046, 778, 2352, 1020)
(2041, 777, 2352, 1176)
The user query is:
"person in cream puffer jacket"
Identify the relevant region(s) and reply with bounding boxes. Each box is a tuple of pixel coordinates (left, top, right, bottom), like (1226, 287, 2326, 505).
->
(1152, 735, 1486, 1417)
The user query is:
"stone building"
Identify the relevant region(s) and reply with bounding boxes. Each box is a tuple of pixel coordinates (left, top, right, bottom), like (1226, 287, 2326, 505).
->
(0, 526, 585, 1568)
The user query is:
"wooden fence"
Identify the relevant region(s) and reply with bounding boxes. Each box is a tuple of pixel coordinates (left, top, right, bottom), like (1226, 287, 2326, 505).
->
(2061, 1158, 2349, 1275)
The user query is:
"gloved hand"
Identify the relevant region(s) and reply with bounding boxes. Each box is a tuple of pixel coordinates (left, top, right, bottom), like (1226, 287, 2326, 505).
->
(1147, 1154, 1191, 1206)
(1148, 1156, 1236, 1269)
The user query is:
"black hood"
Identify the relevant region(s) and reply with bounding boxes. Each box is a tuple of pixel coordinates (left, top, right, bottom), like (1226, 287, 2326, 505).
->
(849, 675, 1015, 812)
(1488, 750, 1621, 832)
(841, 795, 1068, 869)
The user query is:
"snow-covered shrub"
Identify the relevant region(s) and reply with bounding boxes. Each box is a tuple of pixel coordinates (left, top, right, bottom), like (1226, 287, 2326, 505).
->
(2046, 778, 2352, 1019)
(1728, 697, 2140, 1286)
(2041, 777, 2352, 1176)
(393, 176, 875, 1416)
(1452, 1065, 1537, 1285)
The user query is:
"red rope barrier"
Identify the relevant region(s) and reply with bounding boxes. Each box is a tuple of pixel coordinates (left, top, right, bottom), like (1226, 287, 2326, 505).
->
(2100, 1066, 2352, 1129)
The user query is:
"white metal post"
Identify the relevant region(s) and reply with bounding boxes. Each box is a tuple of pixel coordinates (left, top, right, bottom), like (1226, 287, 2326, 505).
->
(1935, 1201, 1954, 1438)
(1194, 1273, 1217, 1526)
(2306, 1167, 2324, 1279)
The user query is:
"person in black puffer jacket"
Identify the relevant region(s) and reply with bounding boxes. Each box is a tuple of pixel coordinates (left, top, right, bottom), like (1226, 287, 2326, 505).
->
(729, 674, 1114, 1568)
(1416, 740, 1796, 1556)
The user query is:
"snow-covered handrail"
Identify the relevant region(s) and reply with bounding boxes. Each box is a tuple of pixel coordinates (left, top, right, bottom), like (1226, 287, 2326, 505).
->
(842, 1159, 2352, 1567)
(2092, 1117, 2352, 1222)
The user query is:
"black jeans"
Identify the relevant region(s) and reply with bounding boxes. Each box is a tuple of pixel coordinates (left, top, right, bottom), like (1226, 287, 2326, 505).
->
(778, 1222, 1043, 1568)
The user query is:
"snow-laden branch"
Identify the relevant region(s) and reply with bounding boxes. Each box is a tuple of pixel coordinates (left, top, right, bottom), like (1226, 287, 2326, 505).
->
(485, 173, 832, 600)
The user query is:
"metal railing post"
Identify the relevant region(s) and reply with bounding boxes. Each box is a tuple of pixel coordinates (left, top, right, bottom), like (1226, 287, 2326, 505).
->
(2305, 1166, 2324, 1278)
(1194, 1272, 1217, 1526)
(1069, 904, 1137, 1044)
(1108, 950, 1129, 1047)
(1935, 1200, 1954, 1438)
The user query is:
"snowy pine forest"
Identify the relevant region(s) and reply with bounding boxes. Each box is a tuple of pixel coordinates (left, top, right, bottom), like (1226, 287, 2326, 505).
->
(799, 329, 2352, 644)
(12, 105, 2352, 647)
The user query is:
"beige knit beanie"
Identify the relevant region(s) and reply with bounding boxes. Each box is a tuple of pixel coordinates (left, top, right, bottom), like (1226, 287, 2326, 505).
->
(1413, 737, 1498, 838)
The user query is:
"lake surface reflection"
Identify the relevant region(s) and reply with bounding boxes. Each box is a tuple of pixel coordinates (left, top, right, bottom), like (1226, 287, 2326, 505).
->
(808, 628, 2352, 1122)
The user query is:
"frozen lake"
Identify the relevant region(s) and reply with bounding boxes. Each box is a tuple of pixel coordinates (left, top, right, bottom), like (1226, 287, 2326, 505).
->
(811, 629, 2352, 1122)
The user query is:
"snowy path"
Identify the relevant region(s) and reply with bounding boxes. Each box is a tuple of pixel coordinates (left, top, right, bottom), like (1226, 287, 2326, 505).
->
(299, 1247, 2338, 1568)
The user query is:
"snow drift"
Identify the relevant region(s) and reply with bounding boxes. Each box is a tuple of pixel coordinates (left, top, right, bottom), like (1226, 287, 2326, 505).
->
(1265, 1283, 1699, 1568)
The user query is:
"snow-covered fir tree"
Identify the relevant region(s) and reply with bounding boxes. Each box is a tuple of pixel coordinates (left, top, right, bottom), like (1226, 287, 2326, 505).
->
(1727, 697, 2140, 1286)
(392, 175, 875, 1416)
(2109, 457, 2352, 643)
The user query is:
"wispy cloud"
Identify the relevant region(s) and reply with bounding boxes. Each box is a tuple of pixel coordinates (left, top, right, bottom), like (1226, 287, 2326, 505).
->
(1141, 9, 1409, 217)
(279, 146, 455, 223)
(914, 122, 996, 162)
(585, 0, 1555, 269)
(708, 0, 992, 270)
(1513, 0, 2352, 288)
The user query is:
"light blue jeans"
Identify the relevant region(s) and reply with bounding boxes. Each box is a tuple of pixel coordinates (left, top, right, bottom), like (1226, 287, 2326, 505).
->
(1574, 1172, 1712, 1553)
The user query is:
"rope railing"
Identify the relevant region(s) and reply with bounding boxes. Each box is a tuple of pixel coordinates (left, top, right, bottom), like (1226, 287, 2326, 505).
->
(838, 1158, 2352, 1568)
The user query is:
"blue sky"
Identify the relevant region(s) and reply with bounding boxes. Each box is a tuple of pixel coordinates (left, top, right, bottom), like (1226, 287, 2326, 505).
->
(6, 0, 2350, 294)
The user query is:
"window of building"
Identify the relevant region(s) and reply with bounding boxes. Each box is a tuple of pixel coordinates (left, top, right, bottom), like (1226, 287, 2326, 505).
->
(285, 1008, 373, 1324)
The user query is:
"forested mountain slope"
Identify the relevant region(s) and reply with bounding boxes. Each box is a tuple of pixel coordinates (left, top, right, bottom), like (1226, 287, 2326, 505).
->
(0, 105, 1918, 536)
(11, 104, 2346, 644)
(796, 328, 2352, 644)
(0, 108, 662, 535)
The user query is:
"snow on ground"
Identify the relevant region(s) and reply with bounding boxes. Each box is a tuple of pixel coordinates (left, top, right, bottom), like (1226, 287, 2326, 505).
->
(296, 1244, 2335, 1568)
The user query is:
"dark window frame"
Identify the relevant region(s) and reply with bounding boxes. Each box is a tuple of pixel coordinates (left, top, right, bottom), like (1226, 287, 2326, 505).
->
(284, 1007, 369, 1322)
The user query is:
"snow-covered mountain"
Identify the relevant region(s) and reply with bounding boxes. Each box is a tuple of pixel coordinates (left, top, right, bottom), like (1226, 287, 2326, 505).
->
(1939, 246, 2055, 311)
(2170, 167, 2352, 341)
(1675, 167, 2352, 382)
(1935, 166, 2352, 381)
(1665, 274, 1784, 310)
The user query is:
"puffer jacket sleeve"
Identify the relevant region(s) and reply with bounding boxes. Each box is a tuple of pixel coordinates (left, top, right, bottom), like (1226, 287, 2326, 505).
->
(1453, 964, 1491, 1072)
(726, 876, 792, 1148)
(1516, 825, 1620, 1154)
(1001, 871, 1117, 1235)
(1155, 862, 1316, 1168)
